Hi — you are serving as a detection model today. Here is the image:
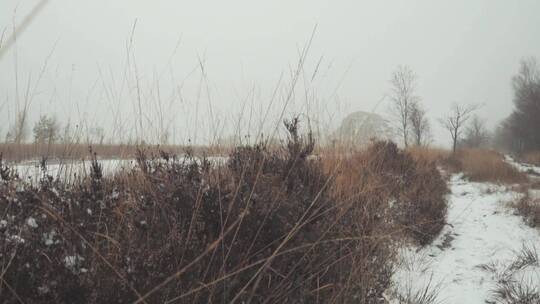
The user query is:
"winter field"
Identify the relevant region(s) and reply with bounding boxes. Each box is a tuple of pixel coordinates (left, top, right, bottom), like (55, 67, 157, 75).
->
(2, 143, 540, 303)
(2, 2, 540, 302)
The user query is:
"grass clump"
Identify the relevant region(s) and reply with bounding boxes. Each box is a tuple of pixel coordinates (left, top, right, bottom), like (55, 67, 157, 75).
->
(485, 245, 540, 304)
(392, 276, 442, 304)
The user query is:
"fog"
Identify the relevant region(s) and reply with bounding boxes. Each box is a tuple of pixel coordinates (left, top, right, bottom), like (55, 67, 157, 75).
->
(1, 0, 540, 146)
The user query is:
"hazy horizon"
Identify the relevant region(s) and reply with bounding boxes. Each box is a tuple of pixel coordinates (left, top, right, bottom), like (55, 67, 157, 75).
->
(2, 0, 540, 147)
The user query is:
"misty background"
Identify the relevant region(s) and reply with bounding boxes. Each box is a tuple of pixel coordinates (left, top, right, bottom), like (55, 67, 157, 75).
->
(1, 0, 540, 146)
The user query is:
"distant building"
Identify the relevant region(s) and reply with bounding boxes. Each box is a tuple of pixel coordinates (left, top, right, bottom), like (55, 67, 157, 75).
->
(332, 111, 393, 146)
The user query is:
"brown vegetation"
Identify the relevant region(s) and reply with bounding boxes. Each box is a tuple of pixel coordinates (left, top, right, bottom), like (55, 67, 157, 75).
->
(522, 151, 540, 166)
(407, 146, 450, 165)
(327, 141, 448, 246)
(0, 143, 228, 162)
(514, 191, 540, 228)
(0, 120, 449, 303)
(444, 148, 528, 184)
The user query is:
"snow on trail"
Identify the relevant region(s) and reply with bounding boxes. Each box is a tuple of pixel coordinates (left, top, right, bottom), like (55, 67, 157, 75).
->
(505, 155, 540, 176)
(389, 173, 540, 303)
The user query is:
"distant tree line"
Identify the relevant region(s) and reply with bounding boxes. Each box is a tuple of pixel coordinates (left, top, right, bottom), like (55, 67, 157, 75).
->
(4, 59, 537, 153)
(495, 58, 540, 154)
(4, 114, 106, 145)
(387, 61, 540, 154)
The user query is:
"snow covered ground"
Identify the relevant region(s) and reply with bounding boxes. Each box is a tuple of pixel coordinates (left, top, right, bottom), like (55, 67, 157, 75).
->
(9, 156, 228, 183)
(388, 173, 540, 303)
(11, 159, 135, 183)
(7, 154, 540, 303)
(505, 155, 540, 176)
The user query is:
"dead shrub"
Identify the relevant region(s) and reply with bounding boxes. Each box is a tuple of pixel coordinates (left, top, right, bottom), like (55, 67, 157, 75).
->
(0, 119, 396, 304)
(366, 142, 448, 245)
(514, 192, 540, 228)
(400, 156, 449, 245)
(328, 141, 448, 246)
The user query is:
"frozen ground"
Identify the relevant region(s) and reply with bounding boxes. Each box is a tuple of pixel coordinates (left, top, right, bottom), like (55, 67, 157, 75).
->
(506, 155, 540, 176)
(9, 156, 227, 183)
(388, 172, 540, 303)
(10, 159, 135, 183)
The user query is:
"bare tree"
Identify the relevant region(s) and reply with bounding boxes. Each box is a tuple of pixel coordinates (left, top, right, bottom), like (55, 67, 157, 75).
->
(409, 101, 431, 146)
(439, 103, 478, 153)
(389, 65, 419, 147)
(462, 115, 490, 148)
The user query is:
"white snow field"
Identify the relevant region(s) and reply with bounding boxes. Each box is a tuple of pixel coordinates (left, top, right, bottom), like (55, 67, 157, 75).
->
(9, 156, 228, 183)
(11, 159, 135, 183)
(388, 172, 540, 303)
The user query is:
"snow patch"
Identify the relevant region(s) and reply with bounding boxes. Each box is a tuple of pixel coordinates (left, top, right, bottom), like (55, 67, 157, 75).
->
(8, 235, 25, 244)
(505, 155, 540, 176)
(111, 190, 119, 199)
(26, 217, 38, 228)
(63, 255, 84, 272)
(43, 230, 60, 246)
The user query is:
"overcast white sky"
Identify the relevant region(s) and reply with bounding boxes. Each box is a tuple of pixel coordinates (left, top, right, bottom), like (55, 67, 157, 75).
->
(1, 0, 540, 145)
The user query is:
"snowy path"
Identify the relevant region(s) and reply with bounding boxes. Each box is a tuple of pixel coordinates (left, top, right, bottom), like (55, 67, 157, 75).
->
(390, 174, 540, 303)
(505, 155, 540, 176)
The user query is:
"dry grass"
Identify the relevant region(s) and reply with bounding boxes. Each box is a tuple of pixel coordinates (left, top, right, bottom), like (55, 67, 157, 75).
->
(522, 151, 540, 166)
(446, 149, 528, 184)
(407, 146, 450, 165)
(326, 141, 449, 246)
(0, 143, 229, 162)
